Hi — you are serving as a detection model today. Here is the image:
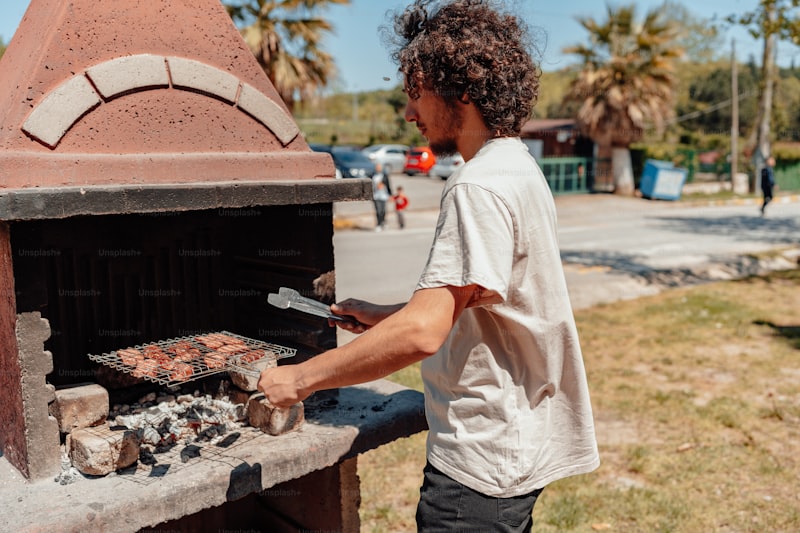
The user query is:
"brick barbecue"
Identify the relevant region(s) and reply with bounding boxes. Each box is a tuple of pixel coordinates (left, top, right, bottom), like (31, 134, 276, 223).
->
(0, 1, 426, 531)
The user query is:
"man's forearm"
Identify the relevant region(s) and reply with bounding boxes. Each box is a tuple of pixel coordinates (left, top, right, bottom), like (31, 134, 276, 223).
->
(259, 286, 476, 406)
(297, 304, 438, 394)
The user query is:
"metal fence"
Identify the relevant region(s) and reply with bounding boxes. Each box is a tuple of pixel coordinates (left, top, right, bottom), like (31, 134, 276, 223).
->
(539, 157, 613, 195)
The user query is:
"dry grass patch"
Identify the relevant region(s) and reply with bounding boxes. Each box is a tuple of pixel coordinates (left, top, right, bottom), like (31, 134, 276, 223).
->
(358, 269, 800, 532)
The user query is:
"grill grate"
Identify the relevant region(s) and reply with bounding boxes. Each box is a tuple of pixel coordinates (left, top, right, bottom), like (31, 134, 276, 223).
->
(88, 331, 296, 387)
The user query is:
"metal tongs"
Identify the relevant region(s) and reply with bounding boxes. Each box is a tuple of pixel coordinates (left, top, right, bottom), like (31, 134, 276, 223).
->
(268, 287, 359, 326)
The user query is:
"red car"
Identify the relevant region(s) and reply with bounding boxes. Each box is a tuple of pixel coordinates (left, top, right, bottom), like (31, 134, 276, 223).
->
(403, 146, 436, 176)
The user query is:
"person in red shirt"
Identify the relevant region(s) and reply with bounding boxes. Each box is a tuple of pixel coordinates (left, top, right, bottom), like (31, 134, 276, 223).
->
(392, 186, 409, 229)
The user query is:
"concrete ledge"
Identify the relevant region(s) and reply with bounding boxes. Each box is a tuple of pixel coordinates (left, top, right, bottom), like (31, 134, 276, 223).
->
(0, 175, 373, 221)
(0, 379, 426, 533)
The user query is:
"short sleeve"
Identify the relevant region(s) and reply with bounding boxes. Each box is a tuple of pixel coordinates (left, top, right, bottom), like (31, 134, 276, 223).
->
(416, 183, 515, 306)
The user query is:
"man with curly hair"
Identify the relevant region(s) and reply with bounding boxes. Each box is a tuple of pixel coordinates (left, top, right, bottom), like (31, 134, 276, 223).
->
(259, 1, 600, 529)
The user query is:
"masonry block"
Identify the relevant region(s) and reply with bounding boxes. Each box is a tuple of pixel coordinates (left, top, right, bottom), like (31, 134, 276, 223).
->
(50, 383, 109, 434)
(258, 457, 361, 532)
(68, 425, 141, 476)
(21, 75, 101, 148)
(16, 312, 62, 480)
(237, 83, 299, 145)
(85, 53, 169, 99)
(228, 387, 257, 408)
(247, 394, 304, 436)
(167, 56, 240, 103)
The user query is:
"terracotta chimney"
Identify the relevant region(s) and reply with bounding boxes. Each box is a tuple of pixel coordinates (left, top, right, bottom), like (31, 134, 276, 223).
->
(0, 0, 333, 190)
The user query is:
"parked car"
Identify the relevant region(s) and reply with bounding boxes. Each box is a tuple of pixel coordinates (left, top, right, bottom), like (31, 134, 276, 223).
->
(362, 144, 409, 175)
(429, 153, 465, 180)
(404, 146, 436, 176)
(309, 143, 342, 179)
(331, 149, 377, 179)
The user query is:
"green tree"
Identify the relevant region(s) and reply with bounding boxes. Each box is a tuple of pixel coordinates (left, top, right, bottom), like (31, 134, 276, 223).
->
(664, 1, 723, 63)
(225, 0, 350, 112)
(676, 64, 759, 137)
(0, 37, 6, 61)
(562, 3, 684, 195)
(726, 0, 800, 186)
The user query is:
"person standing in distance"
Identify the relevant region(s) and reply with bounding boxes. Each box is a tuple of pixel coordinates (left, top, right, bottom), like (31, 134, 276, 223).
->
(761, 156, 776, 216)
(392, 185, 409, 229)
(258, 1, 600, 530)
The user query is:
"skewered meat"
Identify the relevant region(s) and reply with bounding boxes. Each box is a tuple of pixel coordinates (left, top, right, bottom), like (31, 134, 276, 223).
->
(217, 343, 248, 355)
(212, 333, 247, 346)
(170, 362, 194, 381)
(132, 358, 158, 378)
(195, 335, 224, 349)
(240, 349, 268, 363)
(204, 352, 226, 369)
(117, 348, 142, 366)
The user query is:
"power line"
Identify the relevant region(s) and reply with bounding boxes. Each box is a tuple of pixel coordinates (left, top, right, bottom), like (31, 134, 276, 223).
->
(665, 89, 757, 125)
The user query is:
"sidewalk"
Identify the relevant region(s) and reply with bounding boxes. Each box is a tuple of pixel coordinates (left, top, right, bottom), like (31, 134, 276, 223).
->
(334, 191, 800, 232)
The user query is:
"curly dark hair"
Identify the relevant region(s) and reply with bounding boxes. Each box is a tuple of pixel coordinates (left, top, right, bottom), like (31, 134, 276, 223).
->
(387, 0, 540, 137)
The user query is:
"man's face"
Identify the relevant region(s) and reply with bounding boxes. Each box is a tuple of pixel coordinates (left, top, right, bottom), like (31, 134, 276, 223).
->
(404, 85, 462, 157)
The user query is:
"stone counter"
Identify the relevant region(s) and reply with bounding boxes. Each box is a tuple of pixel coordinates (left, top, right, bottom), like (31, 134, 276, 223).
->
(0, 379, 426, 533)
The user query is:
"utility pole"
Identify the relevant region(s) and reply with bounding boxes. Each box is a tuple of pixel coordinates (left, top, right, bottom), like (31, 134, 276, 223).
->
(754, 3, 778, 193)
(731, 39, 739, 186)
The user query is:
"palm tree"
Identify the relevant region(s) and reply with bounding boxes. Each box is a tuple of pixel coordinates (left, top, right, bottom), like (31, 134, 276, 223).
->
(225, 0, 350, 112)
(562, 4, 683, 195)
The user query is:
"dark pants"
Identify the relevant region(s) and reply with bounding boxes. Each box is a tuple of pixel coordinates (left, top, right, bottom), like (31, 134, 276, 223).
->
(416, 462, 543, 532)
(761, 186, 773, 214)
(374, 200, 386, 227)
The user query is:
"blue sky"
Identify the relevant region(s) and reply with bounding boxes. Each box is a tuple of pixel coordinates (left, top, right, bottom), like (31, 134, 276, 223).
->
(2, 0, 798, 93)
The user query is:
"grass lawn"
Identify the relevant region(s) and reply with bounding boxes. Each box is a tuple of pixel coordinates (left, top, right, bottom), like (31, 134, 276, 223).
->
(358, 268, 800, 532)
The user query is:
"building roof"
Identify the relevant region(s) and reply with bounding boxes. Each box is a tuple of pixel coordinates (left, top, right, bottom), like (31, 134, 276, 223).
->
(520, 118, 577, 135)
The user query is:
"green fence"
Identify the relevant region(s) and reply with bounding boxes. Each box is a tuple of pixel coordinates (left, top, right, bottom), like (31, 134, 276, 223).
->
(541, 154, 800, 195)
(538, 157, 593, 195)
(776, 161, 800, 192)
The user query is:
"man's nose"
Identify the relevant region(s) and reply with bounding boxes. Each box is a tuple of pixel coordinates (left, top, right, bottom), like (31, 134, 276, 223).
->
(404, 101, 417, 123)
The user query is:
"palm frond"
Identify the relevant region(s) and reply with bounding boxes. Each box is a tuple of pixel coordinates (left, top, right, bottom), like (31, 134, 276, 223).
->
(562, 2, 683, 146)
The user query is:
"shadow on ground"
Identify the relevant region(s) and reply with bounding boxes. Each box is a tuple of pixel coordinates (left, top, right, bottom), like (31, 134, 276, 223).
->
(753, 320, 800, 350)
(651, 214, 800, 246)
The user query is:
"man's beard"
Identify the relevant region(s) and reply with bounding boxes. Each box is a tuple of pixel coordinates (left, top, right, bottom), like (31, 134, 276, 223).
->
(428, 101, 462, 157)
(429, 137, 458, 157)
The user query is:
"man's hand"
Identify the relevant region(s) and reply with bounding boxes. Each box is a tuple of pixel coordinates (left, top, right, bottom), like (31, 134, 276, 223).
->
(257, 365, 308, 408)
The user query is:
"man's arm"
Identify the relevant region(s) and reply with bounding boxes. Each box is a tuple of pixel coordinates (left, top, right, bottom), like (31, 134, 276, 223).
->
(328, 299, 405, 334)
(257, 284, 479, 407)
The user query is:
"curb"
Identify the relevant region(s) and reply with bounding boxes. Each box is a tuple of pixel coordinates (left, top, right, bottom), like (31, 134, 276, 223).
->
(678, 193, 800, 208)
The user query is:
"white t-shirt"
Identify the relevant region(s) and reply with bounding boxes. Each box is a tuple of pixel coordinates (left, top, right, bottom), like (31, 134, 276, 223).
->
(416, 137, 600, 498)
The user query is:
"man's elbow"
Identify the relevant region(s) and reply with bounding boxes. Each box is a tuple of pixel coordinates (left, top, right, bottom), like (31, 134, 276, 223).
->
(403, 316, 449, 357)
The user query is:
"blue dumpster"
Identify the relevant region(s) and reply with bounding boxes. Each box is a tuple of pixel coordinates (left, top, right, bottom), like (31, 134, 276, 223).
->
(640, 159, 688, 200)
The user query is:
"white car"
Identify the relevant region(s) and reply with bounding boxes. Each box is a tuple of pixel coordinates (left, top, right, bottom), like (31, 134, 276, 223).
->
(362, 144, 409, 176)
(429, 153, 465, 180)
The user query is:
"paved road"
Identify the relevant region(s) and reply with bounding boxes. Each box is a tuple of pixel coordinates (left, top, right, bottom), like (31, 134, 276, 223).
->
(332, 175, 800, 312)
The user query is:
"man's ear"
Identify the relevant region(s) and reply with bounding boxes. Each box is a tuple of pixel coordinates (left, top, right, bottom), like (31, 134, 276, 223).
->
(459, 92, 470, 104)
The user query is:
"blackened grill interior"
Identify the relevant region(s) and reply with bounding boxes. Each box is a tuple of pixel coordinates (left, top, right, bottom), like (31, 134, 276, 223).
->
(11, 204, 336, 388)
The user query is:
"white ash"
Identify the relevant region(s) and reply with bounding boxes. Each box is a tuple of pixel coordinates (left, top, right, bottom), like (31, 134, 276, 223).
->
(110, 390, 248, 450)
(54, 447, 82, 485)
